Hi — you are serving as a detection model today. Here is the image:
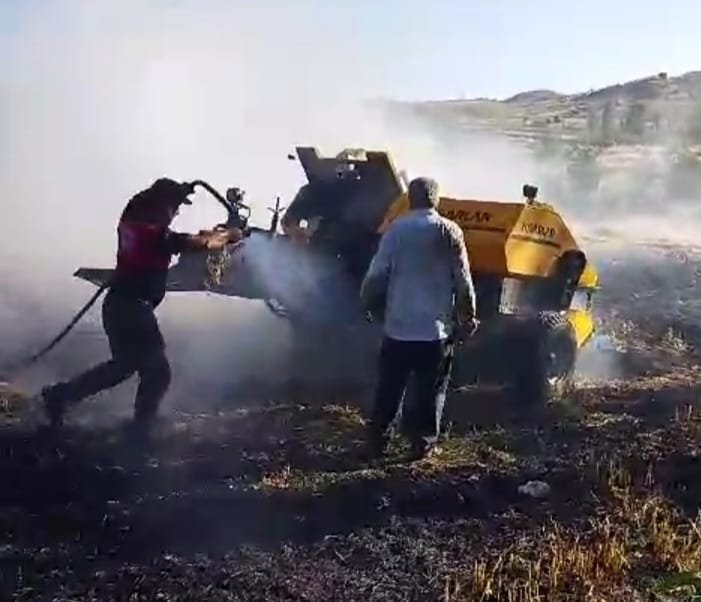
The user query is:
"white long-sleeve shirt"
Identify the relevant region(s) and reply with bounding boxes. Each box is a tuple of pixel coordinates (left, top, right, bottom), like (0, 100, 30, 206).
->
(360, 208, 476, 341)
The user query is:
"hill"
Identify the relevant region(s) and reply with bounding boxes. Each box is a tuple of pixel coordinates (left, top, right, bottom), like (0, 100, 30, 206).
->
(384, 70, 701, 148)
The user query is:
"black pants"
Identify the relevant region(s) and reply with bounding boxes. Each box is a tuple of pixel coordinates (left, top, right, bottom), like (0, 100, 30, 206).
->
(49, 289, 171, 423)
(370, 336, 454, 449)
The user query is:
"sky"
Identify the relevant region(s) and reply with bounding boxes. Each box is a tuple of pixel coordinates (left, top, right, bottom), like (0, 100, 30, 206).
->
(1, 0, 700, 100)
(0, 0, 699, 254)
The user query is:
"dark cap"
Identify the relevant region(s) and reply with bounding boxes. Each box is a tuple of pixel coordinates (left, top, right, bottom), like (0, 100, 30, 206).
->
(149, 177, 194, 205)
(408, 177, 439, 208)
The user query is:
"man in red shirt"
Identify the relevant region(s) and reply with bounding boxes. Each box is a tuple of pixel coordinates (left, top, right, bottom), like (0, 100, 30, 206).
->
(39, 178, 243, 438)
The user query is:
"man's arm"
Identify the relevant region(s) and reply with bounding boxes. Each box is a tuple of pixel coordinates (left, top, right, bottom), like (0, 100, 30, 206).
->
(359, 227, 395, 316)
(444, 221, 477, 323)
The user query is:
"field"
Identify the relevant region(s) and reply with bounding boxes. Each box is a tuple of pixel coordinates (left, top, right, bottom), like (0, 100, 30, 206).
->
(2, 240, 701, 601)
(4, 69, 701, 601)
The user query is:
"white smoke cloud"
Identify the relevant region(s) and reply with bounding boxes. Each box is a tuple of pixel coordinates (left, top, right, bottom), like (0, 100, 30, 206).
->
(0, 1, 389, 394)
(4, 1, 693, 405)
(0, 1, 483, 402)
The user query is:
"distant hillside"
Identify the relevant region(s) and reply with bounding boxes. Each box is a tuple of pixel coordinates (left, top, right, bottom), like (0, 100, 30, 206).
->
(383, 70, 701, 148)
(504, 89, 564, 104)
(571, 71, 701, 104)
(504, 71, 701, 105)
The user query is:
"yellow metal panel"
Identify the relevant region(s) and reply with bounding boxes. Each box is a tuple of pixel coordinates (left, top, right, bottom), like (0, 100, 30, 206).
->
(503, 236, 558, 276)
(377, 193, 409, 233)
(438, 198, 524, 233)
(378, 195, 524, 236)
(577, 262, 599, 288)
(377, 195, 598, 284)
(513, 203, 578, 251)
(566, 309, 595, 348)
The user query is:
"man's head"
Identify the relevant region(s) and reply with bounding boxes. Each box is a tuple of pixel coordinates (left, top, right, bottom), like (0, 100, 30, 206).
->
(149, 178, 194, 210)
(408, 177, 440, 210)
(125, 178, 194, 225)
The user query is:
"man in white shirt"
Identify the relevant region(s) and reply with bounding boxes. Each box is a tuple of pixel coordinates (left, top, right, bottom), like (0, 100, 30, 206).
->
(360, 177, 477, 460)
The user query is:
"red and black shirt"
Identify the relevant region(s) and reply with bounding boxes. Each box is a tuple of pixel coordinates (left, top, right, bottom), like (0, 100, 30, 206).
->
(109, 202, 187, 307)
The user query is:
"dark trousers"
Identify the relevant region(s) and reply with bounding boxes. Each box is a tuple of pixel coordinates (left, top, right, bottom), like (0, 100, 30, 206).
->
(49, 289, 171, 423)
(370, 336, 454, 449)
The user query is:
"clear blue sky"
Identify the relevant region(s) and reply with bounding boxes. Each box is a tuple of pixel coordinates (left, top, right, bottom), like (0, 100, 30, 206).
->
(1, 0, 700, 100)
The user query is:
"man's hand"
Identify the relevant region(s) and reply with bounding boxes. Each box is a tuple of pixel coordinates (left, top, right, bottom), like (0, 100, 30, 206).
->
(182, 227, 244, 253)
(213, 225, 245, 243)
(454, 317, 479, 345)
(209, 230, 233, 249)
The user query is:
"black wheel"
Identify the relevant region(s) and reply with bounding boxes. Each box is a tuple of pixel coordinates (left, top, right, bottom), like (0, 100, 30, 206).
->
(514, 311, 577, 406)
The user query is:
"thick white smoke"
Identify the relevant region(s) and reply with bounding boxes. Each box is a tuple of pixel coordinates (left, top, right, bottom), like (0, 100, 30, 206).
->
(0, 1, 384, 400)
(0, 1, 547, 406)
(3, 2, 695, 411)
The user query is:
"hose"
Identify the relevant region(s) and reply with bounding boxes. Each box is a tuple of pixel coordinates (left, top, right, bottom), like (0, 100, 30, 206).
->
(1, 281, 110, 381)
(0, 180, 234, 384)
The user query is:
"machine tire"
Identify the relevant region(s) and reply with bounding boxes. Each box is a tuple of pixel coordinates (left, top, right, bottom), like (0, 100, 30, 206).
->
(514, 311, 577, 406)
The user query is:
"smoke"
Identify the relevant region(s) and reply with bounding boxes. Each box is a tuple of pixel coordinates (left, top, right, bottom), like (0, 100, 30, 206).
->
(2, 2, 699, 411)
(0, 1, 500, 407)
(378, 90, 701, 384)
(0, 2, 551, 401)
(0, 1, 376, 398)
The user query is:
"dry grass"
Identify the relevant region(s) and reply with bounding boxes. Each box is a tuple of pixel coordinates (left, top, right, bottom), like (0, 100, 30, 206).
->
(0, 383, 31, 416)
(5, 381, 701, 601)
(453, 520, 629, 601)
(256, 416, 519, 494)
(447, 461, 701, 601)
(7, 257, 701, 601)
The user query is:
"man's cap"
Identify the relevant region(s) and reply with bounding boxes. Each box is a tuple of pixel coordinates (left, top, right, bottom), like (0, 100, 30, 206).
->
(150, 177, 194, 205)
(408, 177, 439, 207)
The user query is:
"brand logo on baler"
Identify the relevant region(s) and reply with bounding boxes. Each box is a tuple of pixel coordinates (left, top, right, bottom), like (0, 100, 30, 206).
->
(442, 209, 492, 227)
(520, 222, 556, 239)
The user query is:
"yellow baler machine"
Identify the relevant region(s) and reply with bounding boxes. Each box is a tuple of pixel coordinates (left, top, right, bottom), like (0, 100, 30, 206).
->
(290, 144, 599, 338)
(378, 191, 599, 350)
(284, 145, 600, 403)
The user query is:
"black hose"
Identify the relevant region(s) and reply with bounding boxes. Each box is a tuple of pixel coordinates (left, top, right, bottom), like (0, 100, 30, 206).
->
(1, 179, 237, 382)
(189, 180, 235, 212)
(1, 281, 110, 379)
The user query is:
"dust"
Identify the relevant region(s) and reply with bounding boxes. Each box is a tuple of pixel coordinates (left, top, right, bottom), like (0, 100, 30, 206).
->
(381, 100, 701, 384)
(0, 1, 558, 410)
(0, 2, 471, 411)
(0, 1, 385, 406)
(2, 2, 700, 415)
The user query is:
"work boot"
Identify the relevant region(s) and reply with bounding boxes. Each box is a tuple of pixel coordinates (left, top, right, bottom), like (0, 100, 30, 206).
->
(39, 384, 70, 428)
(109, 420, 155, 468)
(363, 427, 390, 460)
(408, 438, 442, 462)
(122, 414, 160, 450)
(125, 415, 157, 446)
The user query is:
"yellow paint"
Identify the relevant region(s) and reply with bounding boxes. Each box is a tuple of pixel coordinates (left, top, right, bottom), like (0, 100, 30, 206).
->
(377, 193, 410, 233)
(577, 262, 599, 288)
(378, 195, 600, 287)
(566, 308, 596, 348)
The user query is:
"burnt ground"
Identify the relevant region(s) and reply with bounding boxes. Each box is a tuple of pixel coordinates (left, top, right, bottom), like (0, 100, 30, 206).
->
(3, 243, 701, 600)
